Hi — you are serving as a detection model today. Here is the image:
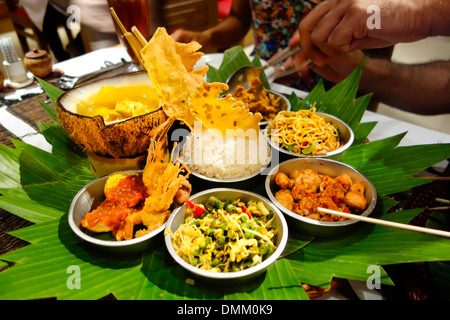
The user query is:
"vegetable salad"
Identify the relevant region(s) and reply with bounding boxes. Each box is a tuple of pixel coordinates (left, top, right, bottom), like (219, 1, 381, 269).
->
(169, 196, 279, 272)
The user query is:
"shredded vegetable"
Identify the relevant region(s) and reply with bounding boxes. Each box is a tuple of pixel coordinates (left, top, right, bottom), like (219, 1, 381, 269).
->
(170, 196, 278, 272)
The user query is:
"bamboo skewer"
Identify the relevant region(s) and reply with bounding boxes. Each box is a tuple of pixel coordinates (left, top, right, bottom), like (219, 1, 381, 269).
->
(429, 206, 450, 211)
(317, 207, 450, 238)
(109, 7, 147, 69)
(429, 198, 450, 211)
(412, 175, 450, 181)
(132, 26, 147, 47)
(436, 198, 450, 204)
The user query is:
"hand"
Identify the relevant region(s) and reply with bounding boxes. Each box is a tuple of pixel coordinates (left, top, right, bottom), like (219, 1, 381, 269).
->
(170, 29, 198, 43)
(286, 32, 320, 72)
(170, 29, 214, 52)
(308, 50, 366, 83)
(297, 0, 431, 66)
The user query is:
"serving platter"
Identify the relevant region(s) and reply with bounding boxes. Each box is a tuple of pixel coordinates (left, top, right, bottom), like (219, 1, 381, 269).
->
(0, 46, 449, 301)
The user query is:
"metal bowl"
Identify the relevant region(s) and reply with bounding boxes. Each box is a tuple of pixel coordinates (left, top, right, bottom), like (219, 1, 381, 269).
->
(265, 158, 377, 238)
(182, 131, 272, 188)
(164, 188, 288, 283)
(187, 160, 271, 184)
(68, 170, 165, 254)
(266, 112, 354, 159)
(258, 89, 291, 127)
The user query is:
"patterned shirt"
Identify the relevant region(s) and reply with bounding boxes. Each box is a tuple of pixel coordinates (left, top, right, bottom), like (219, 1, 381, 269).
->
(250, 0, 325, 91)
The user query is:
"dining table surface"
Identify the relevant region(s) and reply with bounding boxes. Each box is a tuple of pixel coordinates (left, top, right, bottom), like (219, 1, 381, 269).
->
(0, 46, 449, 301)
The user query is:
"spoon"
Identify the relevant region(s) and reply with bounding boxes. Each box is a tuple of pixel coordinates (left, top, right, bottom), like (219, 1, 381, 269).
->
(224, 44, 311, 94)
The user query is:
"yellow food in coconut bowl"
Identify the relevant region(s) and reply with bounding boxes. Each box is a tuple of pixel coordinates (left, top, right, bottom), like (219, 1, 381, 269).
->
(75, 84, 161, 124)
(56, 71, 168, 178)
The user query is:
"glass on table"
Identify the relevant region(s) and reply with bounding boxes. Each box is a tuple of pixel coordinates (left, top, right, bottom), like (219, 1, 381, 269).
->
(107, 0, 152, 64)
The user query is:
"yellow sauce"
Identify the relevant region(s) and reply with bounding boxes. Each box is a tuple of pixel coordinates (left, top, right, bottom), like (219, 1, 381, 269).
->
(76, 85, 160, 122)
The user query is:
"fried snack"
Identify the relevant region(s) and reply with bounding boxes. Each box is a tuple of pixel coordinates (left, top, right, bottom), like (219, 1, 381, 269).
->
(81, 118, 191, 241)
(140, 27, 208, 129)
(188, 82, 263, 138)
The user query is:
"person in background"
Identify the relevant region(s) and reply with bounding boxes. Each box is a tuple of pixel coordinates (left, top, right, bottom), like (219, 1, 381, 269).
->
(19, 0, 73, 61)
(20, 0, 121, 58)
(70, 0, 119, 52)
(171, 0, 325, 91)
(287, 0, 450, 114)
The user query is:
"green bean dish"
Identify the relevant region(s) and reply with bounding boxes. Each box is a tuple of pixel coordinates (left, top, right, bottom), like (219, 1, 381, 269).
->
(169, 196, 279, 272)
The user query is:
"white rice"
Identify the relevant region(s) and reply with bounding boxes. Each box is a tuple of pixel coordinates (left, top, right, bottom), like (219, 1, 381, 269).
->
(183, 129, 271, 180)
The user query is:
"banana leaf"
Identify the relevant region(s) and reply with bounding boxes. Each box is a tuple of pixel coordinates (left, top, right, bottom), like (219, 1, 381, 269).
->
(1, 47, 450, 300)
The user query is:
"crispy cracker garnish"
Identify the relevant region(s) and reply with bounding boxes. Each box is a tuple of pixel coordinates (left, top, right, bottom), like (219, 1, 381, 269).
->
(188, 82, 263, 138)
(140, 27, 208, 129)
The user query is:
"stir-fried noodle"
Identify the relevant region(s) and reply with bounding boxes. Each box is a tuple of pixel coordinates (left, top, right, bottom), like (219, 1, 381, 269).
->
(269, 105, 340, 155)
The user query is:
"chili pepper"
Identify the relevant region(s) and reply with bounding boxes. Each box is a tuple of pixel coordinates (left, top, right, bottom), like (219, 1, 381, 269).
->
(241, 205, 252, 219)
(187, 200, 206, 216)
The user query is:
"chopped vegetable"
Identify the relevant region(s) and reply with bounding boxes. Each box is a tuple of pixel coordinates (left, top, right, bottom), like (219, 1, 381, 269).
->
(187, 200, 206, 217)
(171, 197, 278, 272)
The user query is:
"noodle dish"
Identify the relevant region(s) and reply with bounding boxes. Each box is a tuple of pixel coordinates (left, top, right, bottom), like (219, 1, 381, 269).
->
(267, 106, 354, 158)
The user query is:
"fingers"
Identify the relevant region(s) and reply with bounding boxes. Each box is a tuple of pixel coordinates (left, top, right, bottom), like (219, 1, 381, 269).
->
(309, 49, 366, 83)
(309, 1, 354, 57)
(170, 29, 186, 42)
(309, 63, 345, 83)
(282, 57, 310, 78)
(298, 0, 372, 65)
(288, 31, 300, 47)
(350, 37, 396, 51)
(298, 1, 333, 66)
(170, 29, 197, 43)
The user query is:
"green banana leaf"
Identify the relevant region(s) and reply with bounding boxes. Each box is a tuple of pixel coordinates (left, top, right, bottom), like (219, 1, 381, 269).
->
(0, 47, 450, 300)
(427, 211, 450, 299)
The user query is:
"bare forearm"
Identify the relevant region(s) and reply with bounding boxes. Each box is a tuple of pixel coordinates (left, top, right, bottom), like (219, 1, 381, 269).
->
(359, 58, 450, 114)
(195, 0, 251, 51)
(202, 15, 251, 50)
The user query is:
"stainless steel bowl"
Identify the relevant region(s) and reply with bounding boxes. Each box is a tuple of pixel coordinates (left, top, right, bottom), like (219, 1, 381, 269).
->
(182, 132, 272, 188)
(187, 160, 271, 184)
(266, 112, 354, 159)
(265, 158, 377, 238)
(258, 89, 291, 127)
(68, 170, 164, 254)
(164, 188, 288, 283)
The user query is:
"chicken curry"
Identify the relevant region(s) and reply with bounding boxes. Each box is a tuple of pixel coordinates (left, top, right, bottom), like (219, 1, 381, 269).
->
(274, 169, 367, 221)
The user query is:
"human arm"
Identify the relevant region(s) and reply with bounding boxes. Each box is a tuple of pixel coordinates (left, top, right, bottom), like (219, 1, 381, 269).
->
(297, 0, 450, 66)
(170, 0, 252, 53)
(357, 59, 450, 115)
(310, 53, 450, 115)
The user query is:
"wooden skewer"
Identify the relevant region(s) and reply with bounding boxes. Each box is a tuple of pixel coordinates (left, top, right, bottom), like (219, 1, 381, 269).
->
(436, 198, 450, 204)
(124, 33, 146, 67)
(109, 7, 146, 69)
(317, 207, 450, 238)
(131, 26, 147, 47)
(429, 206, 450, 211)
(110, 8, 127, 35)
(413, 175, 450, 181)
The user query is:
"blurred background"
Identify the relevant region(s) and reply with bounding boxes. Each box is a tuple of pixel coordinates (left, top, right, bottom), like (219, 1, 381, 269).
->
(0, 0, 449, 134)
